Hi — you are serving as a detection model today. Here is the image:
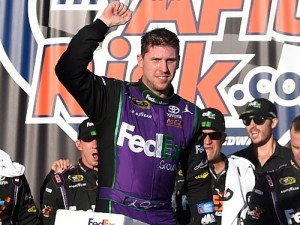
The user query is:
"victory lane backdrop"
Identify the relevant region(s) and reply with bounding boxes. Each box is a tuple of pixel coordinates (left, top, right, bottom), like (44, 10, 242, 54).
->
(1, 0, 300, 208)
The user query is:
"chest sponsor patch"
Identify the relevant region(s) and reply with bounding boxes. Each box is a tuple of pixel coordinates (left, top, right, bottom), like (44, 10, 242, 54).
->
(68, 175, 84, 182)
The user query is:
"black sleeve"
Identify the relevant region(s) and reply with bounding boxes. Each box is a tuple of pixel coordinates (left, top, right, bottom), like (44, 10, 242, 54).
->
(40, 173, 66, 225)
(244, 173, 279, 225)
(55, 19, 111, 123)
(14, 175, 42, 225)
(56, 19, 108, 85)
(40, 170, 54, 208)
(181, 129, 216, 225)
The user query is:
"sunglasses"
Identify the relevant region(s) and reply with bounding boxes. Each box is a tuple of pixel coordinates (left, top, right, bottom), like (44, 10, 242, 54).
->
(242, 116, 271, 126)
(200, 132, 223, 140)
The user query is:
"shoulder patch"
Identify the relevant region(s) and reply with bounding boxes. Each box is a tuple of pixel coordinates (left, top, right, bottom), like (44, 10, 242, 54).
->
(51, 173, 65, 188)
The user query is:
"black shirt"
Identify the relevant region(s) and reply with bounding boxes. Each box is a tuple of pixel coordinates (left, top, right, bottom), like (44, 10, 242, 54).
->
(40, 159, 98, 225)
(245, 160, 300, 225)
(233, 142, 293, 174)
(0, 175, 41, 225)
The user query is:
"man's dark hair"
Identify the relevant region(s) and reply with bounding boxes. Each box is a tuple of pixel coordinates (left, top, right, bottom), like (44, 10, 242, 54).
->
(290, 115, 300, 132)
(141, 28, 180, 57)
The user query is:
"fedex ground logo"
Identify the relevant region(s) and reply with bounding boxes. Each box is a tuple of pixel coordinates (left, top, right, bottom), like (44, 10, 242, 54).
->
(117, 122, 181, 160)
(88, 218, 114, 225)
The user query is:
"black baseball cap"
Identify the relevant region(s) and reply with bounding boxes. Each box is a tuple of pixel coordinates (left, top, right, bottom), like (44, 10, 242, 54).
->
(77, 119, 97, 141)
(239, 98, 277, 119)
(200, 108, 225, 132)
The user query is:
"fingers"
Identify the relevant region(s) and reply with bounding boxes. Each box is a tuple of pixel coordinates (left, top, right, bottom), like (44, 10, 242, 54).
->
(114, 2, 129, 16)
(121, 8, 133, 23)
(51, 159, 72, 173)
(114, 3, 132, 24)
(100, 1, 132, 27)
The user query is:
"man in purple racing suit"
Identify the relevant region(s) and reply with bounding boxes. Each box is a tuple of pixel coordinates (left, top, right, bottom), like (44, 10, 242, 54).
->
(55, 2, 215, 224)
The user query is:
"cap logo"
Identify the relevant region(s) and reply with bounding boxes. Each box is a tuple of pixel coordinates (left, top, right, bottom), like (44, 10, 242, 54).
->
(86, 122, 94, 127)
(202, 111, 216, 120)
(201, 121, 212, 128)
(248, 101, 262, 109)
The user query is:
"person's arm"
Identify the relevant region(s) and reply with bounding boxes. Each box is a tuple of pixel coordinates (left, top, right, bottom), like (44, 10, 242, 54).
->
(14, 175, 41, 225)
(39, 159, 72, 214)
(244, 174, 279, 225)
(181, 128, 216, 225)
(40, 173, 66, 225)
(56, 2, 132, 82)
(55, 2, 132, 122)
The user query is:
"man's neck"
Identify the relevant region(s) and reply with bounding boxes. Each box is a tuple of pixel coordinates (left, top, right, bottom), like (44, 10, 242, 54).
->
(255, 139, 276, 166)
(210, 157, 225, 175)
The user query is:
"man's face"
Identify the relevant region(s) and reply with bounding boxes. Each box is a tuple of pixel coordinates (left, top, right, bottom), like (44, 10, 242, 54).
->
(201, 129, 224, 163)
(290, 127, 300, 165)
(76, 139, 98, 170)
(137, 45, 179, 98)
(243, 115, 277, 146)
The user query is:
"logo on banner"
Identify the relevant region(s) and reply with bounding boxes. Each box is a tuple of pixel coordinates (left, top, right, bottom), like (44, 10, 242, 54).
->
(1, 0, 300, 153)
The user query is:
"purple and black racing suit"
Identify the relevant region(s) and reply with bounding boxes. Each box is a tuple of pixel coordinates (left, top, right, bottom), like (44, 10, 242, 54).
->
(56, 19, 214, 225)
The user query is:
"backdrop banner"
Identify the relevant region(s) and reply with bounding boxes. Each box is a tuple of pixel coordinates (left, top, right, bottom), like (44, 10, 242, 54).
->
(1, 0, 300, 206)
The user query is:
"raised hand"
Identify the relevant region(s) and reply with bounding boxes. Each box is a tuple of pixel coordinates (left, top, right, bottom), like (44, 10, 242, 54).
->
(99, 1, 132, 28)
(51, 159, 72, 173)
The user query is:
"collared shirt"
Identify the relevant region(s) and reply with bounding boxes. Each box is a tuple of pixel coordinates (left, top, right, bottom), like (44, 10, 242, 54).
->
(233, 141, 293, 174)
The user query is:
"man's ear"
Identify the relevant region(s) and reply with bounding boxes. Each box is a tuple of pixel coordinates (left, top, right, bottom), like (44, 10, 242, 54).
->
(75, 140, 82, 151)
(137, 54, 143, 68)
(271, 118, 278, 129)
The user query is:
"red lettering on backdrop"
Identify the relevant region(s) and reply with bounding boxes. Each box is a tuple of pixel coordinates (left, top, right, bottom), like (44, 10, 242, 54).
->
(36, 2, 251, 118)
(105, 62, 145, 82)
(247, 0, 272, 34)
(106, 62, 127, 80)
(197, 61, 240, 114)
(125, 0, 197, 34)
(130, 65, 143, 82)
(35, 45, 85, 116)
(107, 36, 142, 81)
(198, 0, 243, 34)
(178, 42, 205, 103)
(275, 0, 300, 35)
